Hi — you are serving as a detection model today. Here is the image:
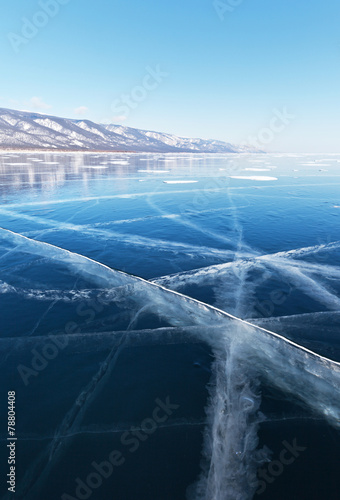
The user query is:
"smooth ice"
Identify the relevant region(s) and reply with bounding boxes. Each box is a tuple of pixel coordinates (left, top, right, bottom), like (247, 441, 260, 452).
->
(1, 228, 340, 500)
(1, 152, 340, 500)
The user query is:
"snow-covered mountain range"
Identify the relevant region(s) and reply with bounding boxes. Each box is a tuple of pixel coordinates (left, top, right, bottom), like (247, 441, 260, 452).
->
(0, 108, 259, 153)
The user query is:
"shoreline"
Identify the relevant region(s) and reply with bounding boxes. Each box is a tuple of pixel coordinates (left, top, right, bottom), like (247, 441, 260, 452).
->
(0, 148, 136, 154)
(0, 148, 265, 155)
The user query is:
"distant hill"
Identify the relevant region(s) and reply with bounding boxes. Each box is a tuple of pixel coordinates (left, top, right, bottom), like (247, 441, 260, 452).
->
(0, 107, 260, 153)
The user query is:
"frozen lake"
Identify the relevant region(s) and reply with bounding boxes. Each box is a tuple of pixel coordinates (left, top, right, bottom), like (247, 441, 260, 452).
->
(1, 152, 340, 500)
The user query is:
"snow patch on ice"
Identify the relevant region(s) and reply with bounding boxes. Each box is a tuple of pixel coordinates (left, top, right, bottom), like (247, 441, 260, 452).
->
(163, 180, 198, 184)
(230, 176, 278, 181)
(138, 169, 170, 173)
(244, 168, 271, 172)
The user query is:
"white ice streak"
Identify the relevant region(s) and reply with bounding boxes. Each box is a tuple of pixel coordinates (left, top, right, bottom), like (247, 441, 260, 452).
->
(145, 197, 257, 255)
(1, 188, 228, 208)
(90, 214, 181, 226)
(190, 338, 268, 500)
(155, 241, 340, 289)
(250, 311, 340, 332)
(0, 280, 97, 302)
(0, 280, 17, 294)
(0, 208, 241, 259)
(260, 258, 340, 311)
(86, 206, 250, 228)
(2, 229, 340, 500)
(154, 241, 340, 318)
(1, 228, 339, 419)
(267, 240, 340, 260)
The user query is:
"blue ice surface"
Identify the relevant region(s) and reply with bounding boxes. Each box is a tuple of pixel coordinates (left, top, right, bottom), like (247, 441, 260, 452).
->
(0, 152, 340, 500)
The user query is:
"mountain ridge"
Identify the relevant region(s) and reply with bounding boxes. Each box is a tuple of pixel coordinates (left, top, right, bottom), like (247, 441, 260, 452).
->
(0, 107, 261, 153)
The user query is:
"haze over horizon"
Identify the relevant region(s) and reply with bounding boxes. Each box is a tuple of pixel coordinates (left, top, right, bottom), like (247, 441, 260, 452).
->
(1, 0, 339, 153)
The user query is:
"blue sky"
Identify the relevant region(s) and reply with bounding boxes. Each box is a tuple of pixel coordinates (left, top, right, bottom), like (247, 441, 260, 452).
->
(0, 0, 339, 152)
